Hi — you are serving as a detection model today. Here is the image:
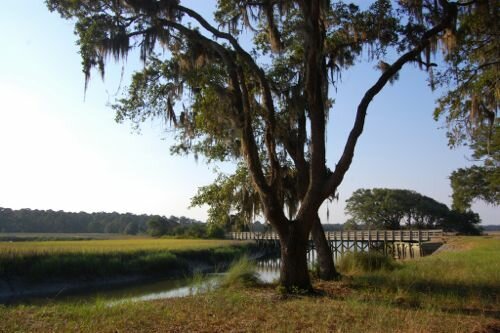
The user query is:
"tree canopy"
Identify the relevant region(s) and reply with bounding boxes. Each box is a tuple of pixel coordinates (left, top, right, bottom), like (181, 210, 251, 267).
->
(0, 207, 203, 235)
(46, 0, 487, 290)
(344, 188, 481, 234)
(432, 0, 499, 211)
(450, 165, 500, 211)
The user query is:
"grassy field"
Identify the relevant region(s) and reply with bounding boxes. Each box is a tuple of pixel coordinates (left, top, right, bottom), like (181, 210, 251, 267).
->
(0, 239, 251, 281)
(0, 232, 144, 242)
(0, 238, 243, 253)
(0, 236, 498, 332)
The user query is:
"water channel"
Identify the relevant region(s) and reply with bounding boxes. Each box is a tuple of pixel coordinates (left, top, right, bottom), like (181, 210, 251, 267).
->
(3, 247, 373, 306)
(9, 244, 397, 306)
(3, 254, 283, 306)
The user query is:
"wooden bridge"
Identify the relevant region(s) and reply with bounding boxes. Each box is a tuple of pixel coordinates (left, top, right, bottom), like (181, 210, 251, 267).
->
(229, 230, 443, 242)
(229, 229, 444, 259)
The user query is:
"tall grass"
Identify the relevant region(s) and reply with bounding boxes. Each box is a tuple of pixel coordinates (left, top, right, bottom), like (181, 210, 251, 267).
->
(337, 251, 398, 274)
(220, 256, 260, 288)
(0, 239, 255, 281)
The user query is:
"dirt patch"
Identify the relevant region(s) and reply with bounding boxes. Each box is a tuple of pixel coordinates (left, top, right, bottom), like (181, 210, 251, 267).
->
(313, 280, 352, 299)
(472, 322, 500, 333)
(432, 237, 476, 254)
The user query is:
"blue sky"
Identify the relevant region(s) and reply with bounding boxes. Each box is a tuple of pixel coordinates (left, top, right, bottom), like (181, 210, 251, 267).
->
(0, 1, 497, 225)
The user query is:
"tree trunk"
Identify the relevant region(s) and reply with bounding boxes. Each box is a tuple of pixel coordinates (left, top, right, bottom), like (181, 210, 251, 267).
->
(279, 224, 312, 292)
(311, 216, 340, 280)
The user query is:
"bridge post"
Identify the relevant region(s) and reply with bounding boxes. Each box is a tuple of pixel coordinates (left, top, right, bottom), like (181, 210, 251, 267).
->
(333, 232, 337, 261)
(368, 230, 371, 253)
(354, 231, 358, 253)
(418, 230, 422, 257)
(383, 230, 387, 256)
(340, 231, 344, 255)
(409, 231, 413, 258)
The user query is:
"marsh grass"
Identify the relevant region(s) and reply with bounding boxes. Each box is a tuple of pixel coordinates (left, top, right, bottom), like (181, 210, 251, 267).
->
(0, 232, 142, 242)
(0, 239, 253, 281)
(220, 256, 260, 289)
(337, 251, 398, 274)
(188, 271, 212, 295)
(0, 238, 242, 254)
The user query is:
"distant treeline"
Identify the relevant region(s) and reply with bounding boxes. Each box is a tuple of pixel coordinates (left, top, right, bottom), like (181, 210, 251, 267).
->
(482, 225, 500, 232)
(0, 207, 203, 235)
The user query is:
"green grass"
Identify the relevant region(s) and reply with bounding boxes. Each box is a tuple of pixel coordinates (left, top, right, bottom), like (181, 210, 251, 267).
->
(0, 238, 243, 253)
(0, 236, 498, 332)
(346, 236, 500, 311)
(0, 239, 252, 280)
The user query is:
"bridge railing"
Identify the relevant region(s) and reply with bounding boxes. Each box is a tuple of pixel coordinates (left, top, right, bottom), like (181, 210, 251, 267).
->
(229, 230, 443, 242)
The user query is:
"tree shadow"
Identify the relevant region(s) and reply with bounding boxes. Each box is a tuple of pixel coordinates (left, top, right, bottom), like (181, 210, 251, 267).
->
(347, 274, 500, 320)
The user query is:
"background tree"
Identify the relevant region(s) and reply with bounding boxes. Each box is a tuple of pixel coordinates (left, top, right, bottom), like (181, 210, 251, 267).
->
(344, 188, 481, 234)
(443, 209, 481, 235)
(46, 0, 471, 291)
(146, 216, 170, 237)
(124, 221, 139, 235)
(345, 189, 409, 229)
(0, 207, 210, 235)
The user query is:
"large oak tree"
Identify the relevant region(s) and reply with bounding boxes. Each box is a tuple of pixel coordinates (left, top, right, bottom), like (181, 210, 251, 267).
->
(47, 0, 474, 291)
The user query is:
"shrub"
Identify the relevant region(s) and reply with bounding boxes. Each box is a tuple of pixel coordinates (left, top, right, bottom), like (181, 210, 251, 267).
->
(337, 251, 397, 274)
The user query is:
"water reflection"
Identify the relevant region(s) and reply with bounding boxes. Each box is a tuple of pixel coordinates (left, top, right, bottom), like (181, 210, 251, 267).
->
(108, 276, 220, 305)
(7, 277, 199, 306)
(256, 249, 322, 284)
(256, 257, 281, 283)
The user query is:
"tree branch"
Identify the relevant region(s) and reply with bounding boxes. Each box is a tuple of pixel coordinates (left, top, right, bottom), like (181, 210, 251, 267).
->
(322, 0, 458, 201)
(177, 5, 281, 187)
(156, 17, 288, 230)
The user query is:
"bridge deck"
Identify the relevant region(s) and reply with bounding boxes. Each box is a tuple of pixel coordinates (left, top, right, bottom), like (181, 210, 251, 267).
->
(229, 230, 443, 243)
